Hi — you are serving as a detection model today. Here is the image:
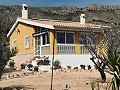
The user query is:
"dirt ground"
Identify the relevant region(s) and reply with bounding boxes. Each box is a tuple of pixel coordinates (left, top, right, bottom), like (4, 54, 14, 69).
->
(0, 69, 112, 90)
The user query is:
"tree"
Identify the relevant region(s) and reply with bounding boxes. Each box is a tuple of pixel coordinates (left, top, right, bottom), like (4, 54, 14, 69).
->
(81, 24, 120, 89)
(0, 11, 16, 79)
(0, 41, 11, 78)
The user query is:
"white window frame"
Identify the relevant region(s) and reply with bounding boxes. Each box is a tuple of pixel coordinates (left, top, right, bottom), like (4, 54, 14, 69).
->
(12, 40, 17, 49)
(24, 36, 30, 49)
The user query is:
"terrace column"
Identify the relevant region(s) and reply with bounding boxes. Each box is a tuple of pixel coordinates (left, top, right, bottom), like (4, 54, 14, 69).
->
(50, 31, 57, 55)
(75, 32, 80, 54)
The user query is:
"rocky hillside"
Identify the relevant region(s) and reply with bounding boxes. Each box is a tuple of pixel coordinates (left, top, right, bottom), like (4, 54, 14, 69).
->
(0, 4, 120, 35)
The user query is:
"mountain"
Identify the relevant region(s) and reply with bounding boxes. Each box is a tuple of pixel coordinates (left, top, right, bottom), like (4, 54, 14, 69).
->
(0, 4, 120, 36)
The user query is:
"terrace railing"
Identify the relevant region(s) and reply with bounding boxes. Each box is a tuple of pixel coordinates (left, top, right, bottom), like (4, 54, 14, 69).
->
(80, 44, 90, 54)
(57, 44, 75, 54)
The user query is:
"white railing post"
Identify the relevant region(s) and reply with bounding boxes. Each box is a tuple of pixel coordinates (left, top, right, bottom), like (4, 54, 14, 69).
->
(80, 44, 90, 54)
(57, 44, 75, 54)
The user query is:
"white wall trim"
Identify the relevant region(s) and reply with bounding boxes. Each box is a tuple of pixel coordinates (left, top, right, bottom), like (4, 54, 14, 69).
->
(17, 18, 54, 29)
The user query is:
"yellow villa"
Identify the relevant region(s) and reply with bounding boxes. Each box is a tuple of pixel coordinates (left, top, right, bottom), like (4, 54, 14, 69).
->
(7, 4, 108, 68)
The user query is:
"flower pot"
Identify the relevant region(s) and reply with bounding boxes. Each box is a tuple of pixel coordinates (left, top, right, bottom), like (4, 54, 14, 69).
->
(39, 65, 51, 71)
(88, 65, 91, 70)
(10, 64, 14, 68)
(74, 67, 78, 71)
(9, 60, 15, 68)
(80, 65, 85, 70)
(94, 66, 98, 70)
(34, 66, 38, 72)
(21, 65, 26, 70)
(67, 66, 71, 69)
(27, 63, 33, 71)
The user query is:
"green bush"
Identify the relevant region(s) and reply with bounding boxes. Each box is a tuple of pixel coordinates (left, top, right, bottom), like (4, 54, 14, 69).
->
(53, 60, 61, 69)
(27, 63, 33, 70)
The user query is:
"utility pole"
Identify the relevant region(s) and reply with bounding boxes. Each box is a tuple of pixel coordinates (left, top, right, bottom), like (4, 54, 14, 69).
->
(50, 32, 55, 90)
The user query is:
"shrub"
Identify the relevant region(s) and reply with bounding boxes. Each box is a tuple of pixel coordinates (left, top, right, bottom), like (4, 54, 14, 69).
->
(20, 63, 26, 70)
(37, 56, 50, 66)
(9, 60, 15, 68)
(27, 63, 33, 70)
(37, 60, 43, 66)
(53, 60, 61, 69)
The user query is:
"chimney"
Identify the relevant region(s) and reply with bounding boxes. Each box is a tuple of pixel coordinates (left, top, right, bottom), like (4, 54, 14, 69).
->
(80, 14, 85, 24)
(22, 4, 28, 19)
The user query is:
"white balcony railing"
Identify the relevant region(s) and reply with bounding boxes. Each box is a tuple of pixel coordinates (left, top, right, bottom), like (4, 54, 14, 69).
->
(57, 44, 75, 54)
(34, 44, 90, 55)
(80, 45, 90, 54)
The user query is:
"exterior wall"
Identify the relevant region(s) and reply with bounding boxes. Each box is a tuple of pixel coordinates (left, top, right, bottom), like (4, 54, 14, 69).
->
(9, 22, 106, 69)
(43, 54, 95, 69)
(10, 53, 34, 67)
(75, 32, 80, 54)
(49, 30, 81, 55)
(49, 31, 57, 55)
(10, 23, 35, 54)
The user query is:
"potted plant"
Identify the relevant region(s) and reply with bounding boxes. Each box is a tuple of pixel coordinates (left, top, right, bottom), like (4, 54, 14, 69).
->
(43, 59, 50, 65)
(27, 63, 33, 71)
(37, 56, 51, 71)
(74, 67, 78, 71)
(37, 60, 43, 66)
(67, 66, 71, 69)
(80, 65, 85, 70)
(34, 66, 38, 72)
(9, 60, 15, 68)
(20, 63, 26, 70)
(66, 66, 71, 72)
(87, 65, 91, 70)
(94, 65, 98, 70)
(53, 60, 61, 70)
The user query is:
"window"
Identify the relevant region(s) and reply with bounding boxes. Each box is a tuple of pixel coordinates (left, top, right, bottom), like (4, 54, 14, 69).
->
(66, 33, 74, 44)
(43, 33, 49, 45)
(35, 27, 41, 33)
(57, 32, 65, 43)
(35, 36, 40, 55)
(34, 26, 49, 45)
(24, 36, 30, 49)
(12, 40, 16, 49)
(57, 32, 74, 44)
(35, 27, 49, 34)
(35, 35, 40, 46)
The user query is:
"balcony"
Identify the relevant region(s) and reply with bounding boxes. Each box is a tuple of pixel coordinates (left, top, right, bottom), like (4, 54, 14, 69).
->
(57, 44, 75, 54)
(80, 45, 90, 54)
(35, 44, 90, 55)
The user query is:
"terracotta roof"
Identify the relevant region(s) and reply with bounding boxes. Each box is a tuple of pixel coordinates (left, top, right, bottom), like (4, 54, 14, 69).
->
(7, 17, 110, 37)
(20, 17, 106, 29)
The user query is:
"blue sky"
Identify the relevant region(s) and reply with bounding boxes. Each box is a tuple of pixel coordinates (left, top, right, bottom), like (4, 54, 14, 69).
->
(0, 0, 120, 7)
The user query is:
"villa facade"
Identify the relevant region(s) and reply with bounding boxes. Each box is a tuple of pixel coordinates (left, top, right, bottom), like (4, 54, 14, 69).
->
(7, 4, 109, 68)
